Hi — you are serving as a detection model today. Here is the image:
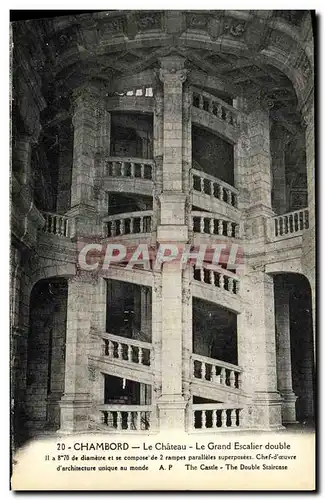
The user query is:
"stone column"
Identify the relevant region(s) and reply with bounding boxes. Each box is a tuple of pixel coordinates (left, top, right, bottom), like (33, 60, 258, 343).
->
(301, 91, 315, 356)
(237, 268, 283, 430)
(234, 91, 274, 239)
(95, 104, 111, 222)
(59, 272, 96, 433)
(270, 123, 290, 215)
(67, 85, 103, 238)
(156, 56, 189, 429)
(56, 124, 73, 214)
(13, 134, 33, 189)
(274, 277, 297, 424)
(46, 285, 68, 429)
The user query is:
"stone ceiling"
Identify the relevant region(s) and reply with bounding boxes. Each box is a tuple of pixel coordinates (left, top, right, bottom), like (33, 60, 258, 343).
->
(12, 10, 313, 135)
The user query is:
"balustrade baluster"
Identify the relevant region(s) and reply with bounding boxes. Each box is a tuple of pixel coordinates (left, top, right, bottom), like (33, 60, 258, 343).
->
(217, 104, 222, 118)
(117, 343, 123, 359)
(221, 410, 227, 427)
(228, 277, 234, 293)
(120, 219, 125, 235)
(209, 270, 214, 285)
(217, 220, 223, 235)
(209, 218, 214, 234)
(130, 162, 135, 177)
(111, 220, 116, 237)
(108, 340, 113, 357)
(202, 362, 207, 380)
(220, 367, 226, 385)
(200, 177, 204, 193)
(225, 110, 231, 123)
(234, 224, 239, 238)
(210, 181, 214, 196)
(199, 95, 204, 109)
(219, 274, 224, 289)
(112, 161, 117, 176)
(202, 410, 207, 429)
(200, 268, 204, 282)
(227, 221, 232, 237)
(229, 371, 236, 387)
(116, 412, 122, 430)
(200, 217, 205, 234)
(231, 409, 237, 427)
(127, 344, 132, 361)
(126, 412, 131, 430)
(140, 163, 145, 178)
(138, 348, 143, 365)
(214, 410, 218, 428)
(130, 218, 134, 233)
(139, 217, 144, 233)
(211, 365, 217, 383)
(120, 162, 125, 176)
(102, 341, 106, 356)
(226, 189, 232, 204)
(208, 99, 213, 113)
(218, 184, 223, 200)
(50, 216, 55, 234)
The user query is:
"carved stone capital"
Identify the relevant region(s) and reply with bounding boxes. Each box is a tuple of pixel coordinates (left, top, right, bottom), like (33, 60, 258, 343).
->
(159, 68, 188, 86)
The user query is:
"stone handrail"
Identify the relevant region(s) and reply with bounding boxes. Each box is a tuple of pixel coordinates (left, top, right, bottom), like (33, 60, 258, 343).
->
(192, 353, 242, 389)
(102, 156, 154, 181)
(102, 333, 152, 367)
(41, 212, 70, 237)
(191, 211, 240, 238)
(193, 265, 240, 295)
(98, 404, 152, 431)
(191, 168, 238, 208)
(269, 208, 309, 240)
(190, 404, 243, 430)
(191, 86, 240, 128)
(102, 210, 153, 237)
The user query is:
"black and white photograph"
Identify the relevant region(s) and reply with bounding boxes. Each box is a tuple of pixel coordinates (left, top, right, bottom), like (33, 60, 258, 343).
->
(9, 8, 316, 491)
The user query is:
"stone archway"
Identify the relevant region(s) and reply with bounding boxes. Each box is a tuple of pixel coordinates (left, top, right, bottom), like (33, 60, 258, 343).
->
(22, 277, 68, 443)
(273, 273, 315, 427)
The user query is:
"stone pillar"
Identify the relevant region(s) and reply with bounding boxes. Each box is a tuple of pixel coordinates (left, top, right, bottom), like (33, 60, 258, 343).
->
(59, 273, 96, 433)
(13, 134, 33, 189)
(67, 85, 103, 238)
(56, 125, 73, 214)
(235, 92, 274, 239)
(156, 56, 189, 429)
(274, 277, 297, 424)
(270, 123, 290, 215)
(301, 91, 315, 356)
(237, 268, 283, 430)
(46, 284, 68, 429)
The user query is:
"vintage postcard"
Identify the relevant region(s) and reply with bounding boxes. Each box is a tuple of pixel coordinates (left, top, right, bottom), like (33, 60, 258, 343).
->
(10, 9, 316, 491)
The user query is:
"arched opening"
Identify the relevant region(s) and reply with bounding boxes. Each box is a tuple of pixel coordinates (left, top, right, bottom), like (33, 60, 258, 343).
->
(21, 277, 68, 443)
(273, 273, 315, 428)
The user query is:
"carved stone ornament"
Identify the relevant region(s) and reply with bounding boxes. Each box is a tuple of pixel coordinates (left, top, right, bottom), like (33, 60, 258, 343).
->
(159, 68, 188, 85)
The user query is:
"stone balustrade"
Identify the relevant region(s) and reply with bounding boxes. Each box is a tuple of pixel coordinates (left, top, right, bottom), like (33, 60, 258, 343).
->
(268, 208, 309, 241)
(190, 404, 243, 430)
(193, 266, 240, 295)
(103, 210, 153, 238)
(191, 86, 240, 128)
(191, 211, 240, 238)
(102, 333, 152, 366)
(41, 212, 70, 237)
(191, 168, 238, 208)
(192, 353, 242, 389)
(102, 156, 154, 181)
(99, 404, 152, 431)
